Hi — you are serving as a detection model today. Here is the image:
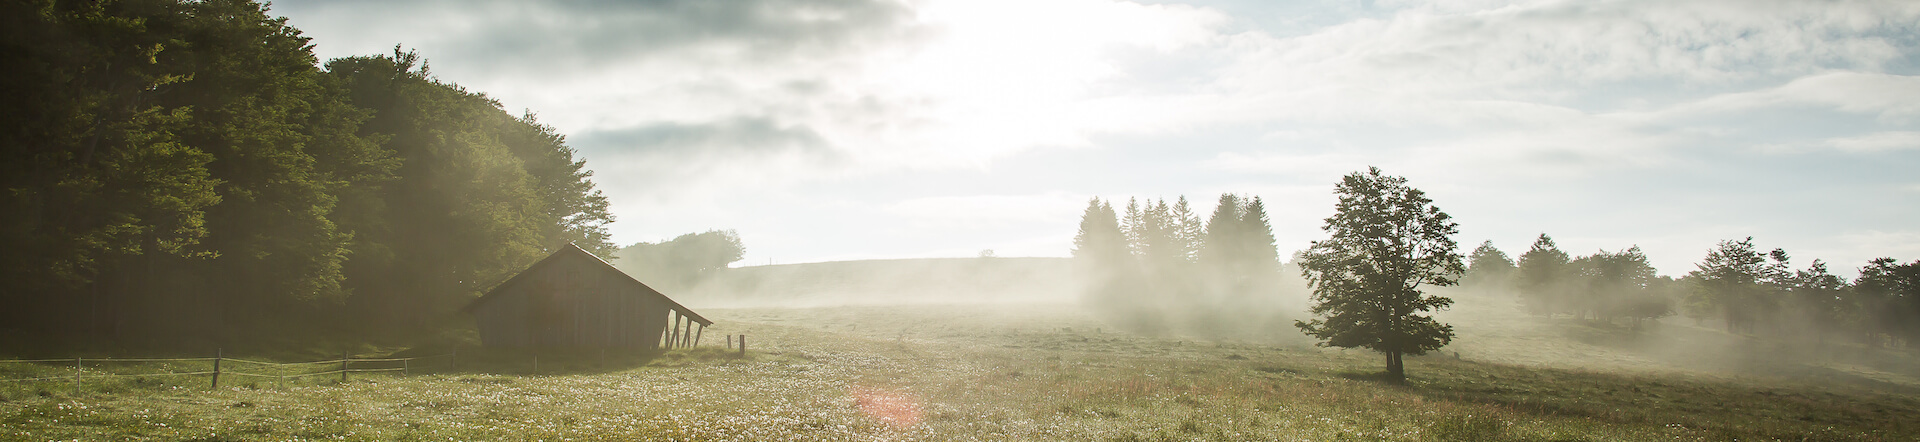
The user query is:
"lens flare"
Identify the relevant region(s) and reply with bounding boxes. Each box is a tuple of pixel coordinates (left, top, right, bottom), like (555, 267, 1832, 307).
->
(851, 387, 922, 429)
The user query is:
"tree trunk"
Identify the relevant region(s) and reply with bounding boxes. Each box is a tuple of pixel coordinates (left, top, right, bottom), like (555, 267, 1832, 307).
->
(1385, 351, 1405, 384)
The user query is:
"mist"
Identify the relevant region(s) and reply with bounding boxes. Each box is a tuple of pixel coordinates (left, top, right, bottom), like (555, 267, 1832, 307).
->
(7, 0, 1920, 439)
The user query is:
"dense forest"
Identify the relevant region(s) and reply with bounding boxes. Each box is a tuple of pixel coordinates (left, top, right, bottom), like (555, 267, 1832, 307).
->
(0, 0, 615, 353)
(1072, 194, 1294, 336)
(1074, 191, 1920, 352)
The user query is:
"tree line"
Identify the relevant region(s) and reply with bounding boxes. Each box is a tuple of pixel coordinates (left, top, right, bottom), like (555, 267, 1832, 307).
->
(1468, 234, 1920, 347)
(1067, 172, 1467, 383)
(1071, 194, 1287, 336)
(0, 0, 615, 353)
(613, 230, 746, 292)
(1075, 167, 1920, 383)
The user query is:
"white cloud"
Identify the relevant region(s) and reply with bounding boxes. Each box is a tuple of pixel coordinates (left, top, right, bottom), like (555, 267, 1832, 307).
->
(270, 0, 1920, 268)
(1826, 131, 1920, 153)
(883, 192, 1089, 230)
(1652, 72, 1920, 123)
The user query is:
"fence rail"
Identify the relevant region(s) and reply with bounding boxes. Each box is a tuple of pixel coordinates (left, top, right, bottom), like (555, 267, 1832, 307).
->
(0, 350, 457, 389)
(4, 334, 748, 391)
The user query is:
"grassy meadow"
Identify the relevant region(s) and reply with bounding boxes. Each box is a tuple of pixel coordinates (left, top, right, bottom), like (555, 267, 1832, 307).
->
(4, 297, 1920, 441)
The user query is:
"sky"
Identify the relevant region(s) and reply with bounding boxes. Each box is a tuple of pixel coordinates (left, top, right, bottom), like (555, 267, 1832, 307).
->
(272, 0, 1920, 278)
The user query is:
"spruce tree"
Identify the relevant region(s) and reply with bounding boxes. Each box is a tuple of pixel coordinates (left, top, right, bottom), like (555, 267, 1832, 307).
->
(1072, 198, 1128, 268)
(1515, 234, 1570, 315)
(1171, 196, 1203, 263)
(1122, 197, 1145, 257)
(1238, 196, 1280, 277)
(1199, 193, 1243, 268)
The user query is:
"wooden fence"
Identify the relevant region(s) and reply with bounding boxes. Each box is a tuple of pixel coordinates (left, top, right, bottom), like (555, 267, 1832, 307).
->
(2, 334, 749, 390)
(0, 350, 456, 390)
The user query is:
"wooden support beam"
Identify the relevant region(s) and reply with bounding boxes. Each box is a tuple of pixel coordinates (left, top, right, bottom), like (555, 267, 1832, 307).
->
(668, 312, 681, 349)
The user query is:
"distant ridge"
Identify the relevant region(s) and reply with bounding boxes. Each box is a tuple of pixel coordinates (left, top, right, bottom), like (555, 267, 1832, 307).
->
(628, 257, 1081, 308)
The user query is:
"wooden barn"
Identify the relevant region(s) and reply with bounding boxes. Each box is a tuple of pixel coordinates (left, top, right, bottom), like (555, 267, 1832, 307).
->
(465, 243, 711, 349)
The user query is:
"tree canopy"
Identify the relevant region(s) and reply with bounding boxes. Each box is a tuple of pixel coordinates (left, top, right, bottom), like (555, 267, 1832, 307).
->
(1463, 240, 1515, 289)
(1073, 194, 1283, 336)
(1296, 167, 1463, 384)
(0, 0, 615, 352)
(614, 230, 747, 290)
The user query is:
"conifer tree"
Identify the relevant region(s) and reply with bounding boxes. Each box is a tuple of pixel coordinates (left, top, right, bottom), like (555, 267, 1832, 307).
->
(1072, 198, 1128, 268)
(1199, 193, 1243, 268)
(1139, 198, 1188, 270)
(1515, 234, 1570, 315)
(1237, 196, 1280, 277)
(1122, 197, 1144, 257)
(1171, 196, 1203, 263)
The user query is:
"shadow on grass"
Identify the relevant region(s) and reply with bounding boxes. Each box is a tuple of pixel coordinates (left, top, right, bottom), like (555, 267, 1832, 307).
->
(1332, 369, 1404, 384)
(386, 346, 749, 376)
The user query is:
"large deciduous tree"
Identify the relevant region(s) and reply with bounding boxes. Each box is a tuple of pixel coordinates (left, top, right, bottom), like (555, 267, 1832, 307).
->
(1296, 167, 1463, 384)
(1463, 240, 1515, 290)
(0, 1, 619, 351)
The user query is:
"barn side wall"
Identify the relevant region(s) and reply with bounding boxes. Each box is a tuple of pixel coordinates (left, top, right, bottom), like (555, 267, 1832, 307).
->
(473, 251, 677, 349)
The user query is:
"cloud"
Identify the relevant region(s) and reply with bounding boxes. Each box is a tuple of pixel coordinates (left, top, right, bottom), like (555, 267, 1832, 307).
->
(1827, 130, 1920, 152)
(270, 0, 1920, 269)
(1654, 72, 1920, 123)
(573, 117, 834, 157)
(883, 193, 1089, 230)
(570, 117, 846, 205)
(283, 0, 921, 71)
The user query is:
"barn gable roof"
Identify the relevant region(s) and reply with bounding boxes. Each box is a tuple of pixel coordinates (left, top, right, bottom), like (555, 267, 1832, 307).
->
(464, 243, 712, 326)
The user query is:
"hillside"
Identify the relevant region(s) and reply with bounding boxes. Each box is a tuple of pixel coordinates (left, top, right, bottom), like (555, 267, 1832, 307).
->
(620, 257, 1083, 308)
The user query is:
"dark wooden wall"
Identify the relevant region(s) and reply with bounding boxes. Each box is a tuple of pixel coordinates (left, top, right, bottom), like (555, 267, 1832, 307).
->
(472, 250, 672, 349)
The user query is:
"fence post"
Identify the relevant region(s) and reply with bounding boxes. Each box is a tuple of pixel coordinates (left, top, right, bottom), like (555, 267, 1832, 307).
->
(739, 334, 746, 357)
(532, 354, 539, 375)
(403, 358, 410, 377)
(212, 348, 222, 389)
(340, 350, 349, 383)
(74, 357, 81, 395)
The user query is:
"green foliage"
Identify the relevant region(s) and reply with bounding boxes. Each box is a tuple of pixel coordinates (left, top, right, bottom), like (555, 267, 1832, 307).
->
(1514, 234, 1570, 316)
(1296, 167, 1462, 383)
(1169, 196, 1203, 263)
(1072, 198, 1128, 267)
(614, 230, 746, 289)
(1854, 257, 1920, 346)
(1463, 240, 1515, 289)
(1563, 247, 1659, 322)
(0, 0, 615, 352)
(1073, 194, 1284, 337)
(1689, 237, 1790, 334)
